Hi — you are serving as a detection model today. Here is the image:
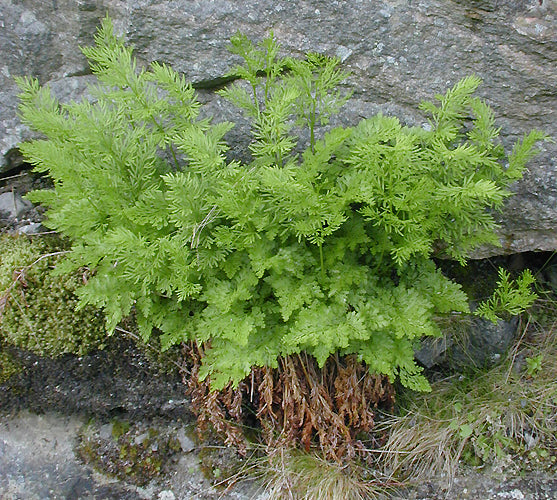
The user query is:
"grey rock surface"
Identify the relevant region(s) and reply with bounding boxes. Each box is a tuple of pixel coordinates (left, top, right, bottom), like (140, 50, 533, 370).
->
(0, 338, 189, 419)
(415, 314, 519, 369)
(0, 191, 32, 219)
(1, 0, 556, 256)
(0, 411, 263, 500)
(0, 338, 265, 499)
(0, 412, 142, 500)
(1, 411, 555, 500)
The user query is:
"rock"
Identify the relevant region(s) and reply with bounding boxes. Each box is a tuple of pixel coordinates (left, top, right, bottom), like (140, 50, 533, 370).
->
(415, 314, 519, 370)
(0, 191, 32, 219)
(16, 221, 43, 235)
(0, 338, 191, 420)
(175, 428, 195, 453)
(1, 0, 556, 257)
(451, 315, 520, 369)
(0, 411, 142, 500)
(134, 431, 151, 446)
(0, 411, 260, 499)
(415, 335, 452, 369)
(98, 422, 114, 441)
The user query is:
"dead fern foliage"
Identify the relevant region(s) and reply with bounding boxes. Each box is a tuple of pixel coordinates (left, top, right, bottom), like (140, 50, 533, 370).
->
(183, 342, 248, 455)
(184, 343, 395, 460)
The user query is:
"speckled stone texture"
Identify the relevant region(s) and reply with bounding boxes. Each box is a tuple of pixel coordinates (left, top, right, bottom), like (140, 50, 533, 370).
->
(1, 0, 556, 256)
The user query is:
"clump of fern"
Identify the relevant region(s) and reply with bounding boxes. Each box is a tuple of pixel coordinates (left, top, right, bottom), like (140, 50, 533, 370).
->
(15, 16, 545, 456)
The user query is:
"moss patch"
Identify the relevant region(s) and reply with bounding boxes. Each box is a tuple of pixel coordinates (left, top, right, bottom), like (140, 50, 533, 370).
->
(0, 234, 106, 357)
(0, 348, 23, 383)
(77, 419, 185, 486)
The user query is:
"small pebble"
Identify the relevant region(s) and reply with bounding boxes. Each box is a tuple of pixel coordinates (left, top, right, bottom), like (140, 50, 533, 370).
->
(158, 490, 175, 500)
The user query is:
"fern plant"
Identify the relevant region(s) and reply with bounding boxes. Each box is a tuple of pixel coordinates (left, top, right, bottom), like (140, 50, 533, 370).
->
(475, 269, 537, 323)
(16, 17, 545, 393)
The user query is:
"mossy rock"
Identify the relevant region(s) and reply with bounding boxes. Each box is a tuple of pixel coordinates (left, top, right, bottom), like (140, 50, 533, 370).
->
(0, 348, 23, 383)
(0, 234, 106, 357)
(77, 419, 184, 486)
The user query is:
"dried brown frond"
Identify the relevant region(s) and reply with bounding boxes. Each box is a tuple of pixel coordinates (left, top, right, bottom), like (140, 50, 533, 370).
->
(183, 342, 247, 455)
(255, 353, 394, 460)
(182, 343, 395, 461)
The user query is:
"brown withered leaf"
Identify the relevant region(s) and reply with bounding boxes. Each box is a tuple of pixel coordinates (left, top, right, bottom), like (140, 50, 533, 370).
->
(182, 343, 395, 461)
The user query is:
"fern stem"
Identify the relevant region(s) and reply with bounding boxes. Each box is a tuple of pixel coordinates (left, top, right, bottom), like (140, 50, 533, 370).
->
(169, 145, 180, 170)
(309, 100, 317, 153)
(85, 195, 102, 214)
(251, 83, 260, 117)
(319, 241, 325, 280)
(374, 250, 384, 274)
(149, 116, 180, 170)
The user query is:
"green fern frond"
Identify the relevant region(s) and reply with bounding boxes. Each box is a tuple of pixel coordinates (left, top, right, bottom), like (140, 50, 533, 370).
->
(16, 21, 546, 393)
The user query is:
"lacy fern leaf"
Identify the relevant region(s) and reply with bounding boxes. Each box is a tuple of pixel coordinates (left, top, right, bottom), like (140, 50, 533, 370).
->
(17, 17, 545, 392)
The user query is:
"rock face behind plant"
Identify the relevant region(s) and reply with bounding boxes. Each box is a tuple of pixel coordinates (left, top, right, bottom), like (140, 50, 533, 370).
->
(415, 314, 519, 370)
(1, 0, 556, 256)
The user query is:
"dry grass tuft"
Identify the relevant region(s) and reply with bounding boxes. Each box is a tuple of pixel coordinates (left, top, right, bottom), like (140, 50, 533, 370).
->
(379, 308, 557, 487)
(261, 448, 395, 500)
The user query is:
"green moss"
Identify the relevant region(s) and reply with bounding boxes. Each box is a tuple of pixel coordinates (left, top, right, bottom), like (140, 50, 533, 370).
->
(0, 234, 106, 357)
(0, 347, 23, 383)
(111, 419, 131, 440)
(78, 419, 180, 486)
